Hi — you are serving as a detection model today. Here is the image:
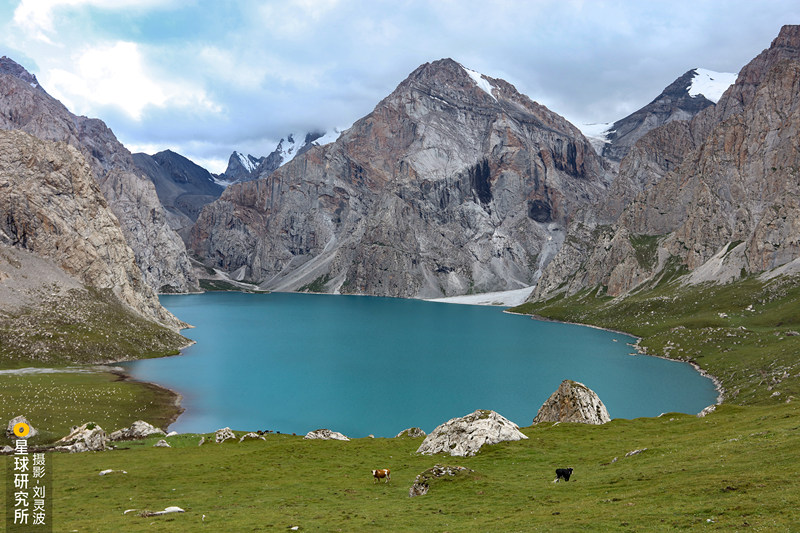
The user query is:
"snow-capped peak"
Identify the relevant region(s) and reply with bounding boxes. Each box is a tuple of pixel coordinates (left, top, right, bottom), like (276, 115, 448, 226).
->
(688, 68, 737, 103)
(235, 151, 260, 173)
(460, 64, 498, 101)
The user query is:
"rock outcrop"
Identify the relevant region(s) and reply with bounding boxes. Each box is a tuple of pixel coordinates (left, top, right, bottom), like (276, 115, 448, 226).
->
(533, 380, 611, 425)
(396, 427, 427, 438)
(303, 429, 350, 441)
(214, 427, 236, 443)
(192, 58, 610, 298)
(416, 409, 527, 457)
(532, 25, 800, 301)
(108, 420, 166, 441)
(0, 56, 196, 293)
(54, 422, 108, 453)
(408, 464, 474, 497)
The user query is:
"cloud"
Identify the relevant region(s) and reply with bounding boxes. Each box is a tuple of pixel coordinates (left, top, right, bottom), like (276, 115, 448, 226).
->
(43, 41, 220, 121)
(12, 0, 173, 41)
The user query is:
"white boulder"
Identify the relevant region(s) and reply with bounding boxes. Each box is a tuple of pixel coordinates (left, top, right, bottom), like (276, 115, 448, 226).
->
(54, 422, 108, 453)
(303, 429, 350, 441)
(108, 420, 165, 441)
(416, 410, 528, 457)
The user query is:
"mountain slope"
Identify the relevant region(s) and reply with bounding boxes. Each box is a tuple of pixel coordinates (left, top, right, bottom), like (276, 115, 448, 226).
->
(0, 56, 196, 293)
(532, 25, 800, 301)
(191, 58, 610, 297)
(0, 129, 187, 363)
(133, 150, 223, 241)
(601, 68, 734, 161)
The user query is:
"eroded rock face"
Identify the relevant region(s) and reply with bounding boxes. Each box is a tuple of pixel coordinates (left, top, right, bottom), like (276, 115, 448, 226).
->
(192, 58, 610, 298)
(108, 420, 166, 441)
(532, 25, 800, 301)
(533, 380, 611, 425)
(55, 422, 108, 453)
(0, 130, 182, 329)
(0, 57, 196, 294)
(303, 429, 350, 441)
(416, 409, 527, 457)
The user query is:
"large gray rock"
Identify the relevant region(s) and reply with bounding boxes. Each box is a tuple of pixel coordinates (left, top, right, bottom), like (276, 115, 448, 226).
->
(54, 422, 108, 453)
(6, 415, 38, 439)
(108, 420, 165, 441)
(303, 429, 350, 441)
(533, 380, 611, 425)
(416, 409, 527, 457)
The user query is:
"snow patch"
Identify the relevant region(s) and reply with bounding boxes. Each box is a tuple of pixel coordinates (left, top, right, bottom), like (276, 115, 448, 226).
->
(688, 68, 737, 103)
(460, 64, 497, 101)
(426, 286, 534, 307)
(236, 151, 259, 173)
(578, 122, 613, 153)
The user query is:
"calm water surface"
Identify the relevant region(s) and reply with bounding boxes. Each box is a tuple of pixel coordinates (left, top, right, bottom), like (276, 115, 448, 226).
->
(121, 292, 718, 437)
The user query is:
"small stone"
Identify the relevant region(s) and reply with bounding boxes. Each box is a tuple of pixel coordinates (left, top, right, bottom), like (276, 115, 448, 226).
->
(395, 427, 427, 438)
(153, 439, 171, 447)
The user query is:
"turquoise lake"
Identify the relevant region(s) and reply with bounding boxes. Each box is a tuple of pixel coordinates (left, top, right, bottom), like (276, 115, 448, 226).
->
(121, 292, 718, 437)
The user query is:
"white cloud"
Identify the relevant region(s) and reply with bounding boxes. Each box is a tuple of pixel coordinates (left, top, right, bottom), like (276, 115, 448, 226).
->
(43, 41, 220, 121)
(13, 0, 171, 41)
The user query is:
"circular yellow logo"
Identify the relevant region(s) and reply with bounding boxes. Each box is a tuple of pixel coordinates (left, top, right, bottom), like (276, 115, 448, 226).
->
(13, 422, 30, 438)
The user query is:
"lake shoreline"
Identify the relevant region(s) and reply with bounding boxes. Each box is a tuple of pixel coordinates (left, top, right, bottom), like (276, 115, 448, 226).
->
(507, 310, 726, 412)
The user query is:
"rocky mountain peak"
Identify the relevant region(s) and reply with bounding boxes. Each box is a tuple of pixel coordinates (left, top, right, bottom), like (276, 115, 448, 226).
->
(0, 56, 43, 92)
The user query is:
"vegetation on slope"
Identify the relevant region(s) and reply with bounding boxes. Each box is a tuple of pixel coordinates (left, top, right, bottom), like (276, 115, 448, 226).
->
(0, 287, 188, 367)
(511, 273, 800, 406)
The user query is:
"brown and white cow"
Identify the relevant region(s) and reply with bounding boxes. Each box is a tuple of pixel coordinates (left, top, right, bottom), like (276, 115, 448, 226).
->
(371, 469, 391, 483)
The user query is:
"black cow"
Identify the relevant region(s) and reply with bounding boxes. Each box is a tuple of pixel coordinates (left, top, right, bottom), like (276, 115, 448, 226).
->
(554, 467, 573, 482)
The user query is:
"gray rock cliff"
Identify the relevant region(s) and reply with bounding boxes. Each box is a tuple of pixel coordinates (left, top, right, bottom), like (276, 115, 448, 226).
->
(0, 57, 196, 293)
(191, 59, 611, 297)
(532, 25, 800, 301)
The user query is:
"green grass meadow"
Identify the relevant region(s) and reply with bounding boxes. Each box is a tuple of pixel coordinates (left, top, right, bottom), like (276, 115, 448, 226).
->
(3, 404, 800, 531)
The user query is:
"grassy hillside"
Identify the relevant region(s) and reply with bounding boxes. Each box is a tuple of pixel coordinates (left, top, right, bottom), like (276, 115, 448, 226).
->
(0, 287, 188, 367)
(511, 273, 800, 406)
(2, 403, 799, 531)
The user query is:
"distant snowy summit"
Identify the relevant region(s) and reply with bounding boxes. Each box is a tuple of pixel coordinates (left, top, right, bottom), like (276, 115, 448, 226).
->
(580, 67, 737, 161)
(687, 68, 737, 103)
(215, 129, 344, 186)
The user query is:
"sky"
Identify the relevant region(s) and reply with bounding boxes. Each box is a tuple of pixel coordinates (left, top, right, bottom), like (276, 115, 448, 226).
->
(0, 1, 798, 174)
